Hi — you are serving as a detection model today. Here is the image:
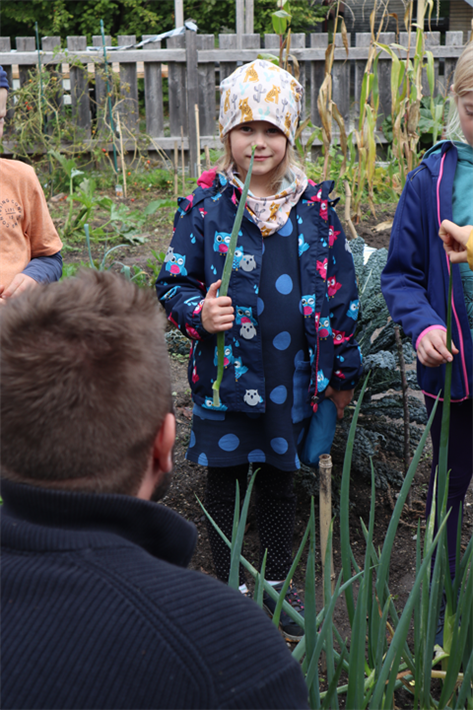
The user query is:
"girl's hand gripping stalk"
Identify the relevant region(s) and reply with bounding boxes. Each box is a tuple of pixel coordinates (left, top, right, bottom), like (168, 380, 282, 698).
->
(201, 280, 235, 334)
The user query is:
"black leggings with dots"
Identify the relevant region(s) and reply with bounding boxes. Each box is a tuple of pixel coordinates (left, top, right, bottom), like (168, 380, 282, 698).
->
(205, 463, 297, 585)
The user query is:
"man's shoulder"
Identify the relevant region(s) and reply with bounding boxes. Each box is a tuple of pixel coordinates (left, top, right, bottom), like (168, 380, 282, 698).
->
(101, 542, 310, 707)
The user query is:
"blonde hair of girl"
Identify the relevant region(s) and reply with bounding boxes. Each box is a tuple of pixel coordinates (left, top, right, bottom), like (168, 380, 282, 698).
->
(216, 133, 303, 194)
(445, 42, 473, 143)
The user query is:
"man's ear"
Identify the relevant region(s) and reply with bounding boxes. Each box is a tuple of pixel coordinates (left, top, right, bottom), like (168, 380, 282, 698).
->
(153, 412, 176, 475)
(136, 413, 176, 501)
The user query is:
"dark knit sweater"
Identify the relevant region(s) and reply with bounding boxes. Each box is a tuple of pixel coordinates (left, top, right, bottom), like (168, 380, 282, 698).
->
(1, 479, 309, 710)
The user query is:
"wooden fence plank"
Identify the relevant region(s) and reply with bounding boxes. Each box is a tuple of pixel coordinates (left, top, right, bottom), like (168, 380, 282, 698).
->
(310, 33, 326, 127)
(41, 37, 63, 134)
(16, 37, 35, 88)
(354, 32, 371, 123)
(263, 33, 279, 51)
(196, 35, 215, 139)
(245, 0, 254, 34)
(243, 33, 261, 49)
(236, 0, 244, 48)
(290, 34, 306, 120)
(66, 36, 91, 137)
(444, 31, 463, 92)
(117, 35, 139, 133)
(332, 33, 350, 123)
(424, 32, 440, 97)
(215, 33, 261, 128)
(217, 33, 261, 86)
(142, 35, 164, 138)
(377, 33, 396, 124)
(41, 36, 61, 54)
(186, 28, 199, 177)
(175, 0, 184, 28)
(167, 33, 187, 137)
(218, 34, 238, 83)
(92, 35, 112, 136)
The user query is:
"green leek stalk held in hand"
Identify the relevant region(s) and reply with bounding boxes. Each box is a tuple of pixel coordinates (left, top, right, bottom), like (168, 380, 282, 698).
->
(212, 146, 256, 407)
(437, 267, 453, 522)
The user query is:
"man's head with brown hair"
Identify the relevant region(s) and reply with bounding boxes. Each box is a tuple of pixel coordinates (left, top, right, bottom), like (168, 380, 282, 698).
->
(1, 269, 174, 497)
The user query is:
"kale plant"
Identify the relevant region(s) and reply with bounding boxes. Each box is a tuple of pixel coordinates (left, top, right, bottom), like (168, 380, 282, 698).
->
(330, 237, 427, 490)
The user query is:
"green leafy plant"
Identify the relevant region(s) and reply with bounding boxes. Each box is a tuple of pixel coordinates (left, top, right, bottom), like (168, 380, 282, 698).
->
(79, 223, 146, 285)
(50, 152, 174, 244)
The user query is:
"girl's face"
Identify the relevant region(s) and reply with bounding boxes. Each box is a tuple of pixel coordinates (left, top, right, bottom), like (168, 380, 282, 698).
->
(229, 120, 287, 193)
(456, 91, 473, 146)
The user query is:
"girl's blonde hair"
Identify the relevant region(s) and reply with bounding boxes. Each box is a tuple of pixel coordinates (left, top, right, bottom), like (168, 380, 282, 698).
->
(445, 42, 473, 143)
(216, 132, 302, 193)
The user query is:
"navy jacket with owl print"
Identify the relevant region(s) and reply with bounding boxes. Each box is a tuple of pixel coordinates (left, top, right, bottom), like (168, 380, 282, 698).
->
(156, 170, 363, 415)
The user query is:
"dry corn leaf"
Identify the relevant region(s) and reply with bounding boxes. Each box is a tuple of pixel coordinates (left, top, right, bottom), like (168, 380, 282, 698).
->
(340, 17, 349, 59)
(325, 43, 334, 74)
(317, 74, 332, 141)
(331, 101, 347, 173)
(294, 116, 311, 142)
(374, 220, 393, 232)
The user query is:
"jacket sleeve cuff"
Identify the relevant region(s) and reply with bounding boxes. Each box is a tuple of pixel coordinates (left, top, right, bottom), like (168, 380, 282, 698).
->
(415, 325, 447, 351)
(184, 299, 214, 340)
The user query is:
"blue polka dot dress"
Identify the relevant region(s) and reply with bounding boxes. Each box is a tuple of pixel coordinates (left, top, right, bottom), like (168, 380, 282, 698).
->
(188, 212, 312, 472)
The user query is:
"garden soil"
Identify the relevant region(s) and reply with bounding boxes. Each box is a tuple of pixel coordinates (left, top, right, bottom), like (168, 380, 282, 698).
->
(59, 194, 473, 705)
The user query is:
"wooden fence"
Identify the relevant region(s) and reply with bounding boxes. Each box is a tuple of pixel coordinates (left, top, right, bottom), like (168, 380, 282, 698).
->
(0, 30, 470, 176)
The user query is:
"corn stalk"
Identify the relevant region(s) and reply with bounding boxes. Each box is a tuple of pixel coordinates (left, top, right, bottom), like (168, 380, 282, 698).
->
(317, 1, 349, 181)
(376, 0, 434, 190)
(348, 0, 389, 222)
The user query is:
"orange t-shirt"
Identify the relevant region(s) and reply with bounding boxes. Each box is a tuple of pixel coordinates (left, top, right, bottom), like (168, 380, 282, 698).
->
(0, 158, 63, 289)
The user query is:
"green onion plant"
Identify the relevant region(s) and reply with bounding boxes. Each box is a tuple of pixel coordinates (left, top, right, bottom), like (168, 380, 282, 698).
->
(212, 146, 256, 407)
(199, 359, 472, 706)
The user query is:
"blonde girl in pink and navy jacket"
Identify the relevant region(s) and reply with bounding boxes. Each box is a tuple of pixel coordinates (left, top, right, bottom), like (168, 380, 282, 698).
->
(381, 45, 473, 645)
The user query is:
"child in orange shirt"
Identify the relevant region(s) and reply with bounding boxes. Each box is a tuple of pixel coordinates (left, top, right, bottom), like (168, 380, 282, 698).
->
(0, 66, 63, 302)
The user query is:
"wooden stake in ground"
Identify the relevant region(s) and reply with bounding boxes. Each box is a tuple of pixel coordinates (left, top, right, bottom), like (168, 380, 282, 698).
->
(195, 103, 201, 178)
(205, 145, 211, 171)
(319, 453, 335, 595)
(180, 125, 185, 194)
(174, 141, 179, 200)
(319, 452, 334, 676)
(395, 324, 411, 509)
(116, 112, 126, 198)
